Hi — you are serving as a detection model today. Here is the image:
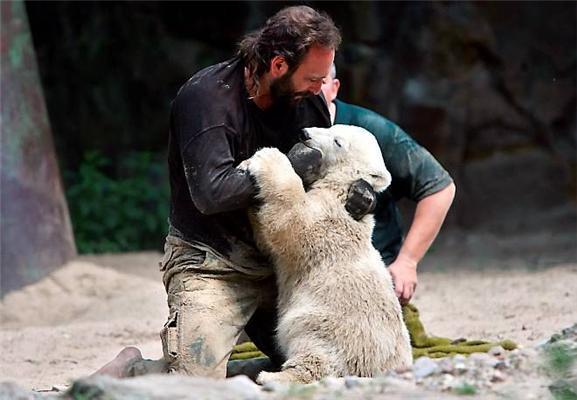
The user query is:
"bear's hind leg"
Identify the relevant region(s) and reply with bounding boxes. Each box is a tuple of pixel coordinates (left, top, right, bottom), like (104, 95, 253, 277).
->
(256, 352, 333, 385)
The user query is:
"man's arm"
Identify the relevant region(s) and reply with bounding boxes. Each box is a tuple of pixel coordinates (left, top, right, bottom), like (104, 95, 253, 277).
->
(184, 130, 331, 215)
(181, 127, 257, 215)
(388, 182, 456, 304)
(171, 83, 259, 215)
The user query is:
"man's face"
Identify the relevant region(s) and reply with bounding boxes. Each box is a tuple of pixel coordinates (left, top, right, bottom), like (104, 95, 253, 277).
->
(270, 46, 335, 106)
(321, 74, 339, 103)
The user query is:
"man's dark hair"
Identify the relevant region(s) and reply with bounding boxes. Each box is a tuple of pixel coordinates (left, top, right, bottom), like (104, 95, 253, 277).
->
(239, 5, 341, 93)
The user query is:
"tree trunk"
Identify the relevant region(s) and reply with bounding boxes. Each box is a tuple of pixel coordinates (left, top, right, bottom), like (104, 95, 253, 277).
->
(1, 0, 76, 296)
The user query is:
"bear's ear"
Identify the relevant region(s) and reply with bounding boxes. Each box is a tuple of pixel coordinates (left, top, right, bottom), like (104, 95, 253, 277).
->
(366, 169, 392, 193)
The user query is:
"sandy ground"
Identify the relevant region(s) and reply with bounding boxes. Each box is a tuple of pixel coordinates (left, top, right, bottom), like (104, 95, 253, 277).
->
(0, 229, 576, 392)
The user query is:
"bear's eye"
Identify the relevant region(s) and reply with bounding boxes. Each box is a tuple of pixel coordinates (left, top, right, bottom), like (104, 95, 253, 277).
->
(334, 138, 343, 148)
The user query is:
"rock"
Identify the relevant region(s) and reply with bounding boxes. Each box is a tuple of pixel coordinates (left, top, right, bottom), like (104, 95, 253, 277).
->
(399, 370, 414, 380)
(439, 373, 456, 391)
(494, 360, 508, 370)
(0, 382, 48, 400)
(66, 374, 264, 400)
(491, 370, 506, 383)
(226, 358, 274, 381)
(452, 354, 467, 363)
(469, 352, 499, 368)
(454, 361, 468, 375)
(519, 348, 539, 358)
(378, 375, 417, 390)
(320, 376, 344, 390)
(489, 345, 505, 356)
(261, 381, 283, 392)
(344, 376, 364, 389)
(437, 358, 455, 373)
(226, 376, 261, 394)
(412, 357, 438, 379)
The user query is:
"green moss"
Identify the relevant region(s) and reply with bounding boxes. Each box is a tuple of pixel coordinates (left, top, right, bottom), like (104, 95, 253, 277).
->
(403, 304, 517, 359)
(232, 305, 519, 364)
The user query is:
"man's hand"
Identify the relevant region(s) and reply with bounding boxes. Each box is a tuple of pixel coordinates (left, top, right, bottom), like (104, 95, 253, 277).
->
(345, 179, 377, 220)
(387, 183, 455, 304)
(287, 142, 323, 187)
(388, 254, 418, 305)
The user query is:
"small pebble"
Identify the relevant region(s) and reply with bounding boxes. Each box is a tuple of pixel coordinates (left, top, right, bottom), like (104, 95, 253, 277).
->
(344, 376, 362, 389)
(261, 381, 283, 392)
(437, 358, 454, 373)
(489, 345, 505, 356)
(320, 376, 343, 389)
(491, 370, 505, 383)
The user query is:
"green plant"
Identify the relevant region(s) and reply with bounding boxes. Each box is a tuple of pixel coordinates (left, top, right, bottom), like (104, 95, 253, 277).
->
(543, 342, 577, 400)
(65, 150, 169, 253)
(453, 382, 477, 395)
(546, 342, 576, 376)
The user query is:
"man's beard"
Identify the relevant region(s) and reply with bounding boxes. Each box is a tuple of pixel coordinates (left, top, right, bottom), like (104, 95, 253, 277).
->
(269, 72, 313, 108)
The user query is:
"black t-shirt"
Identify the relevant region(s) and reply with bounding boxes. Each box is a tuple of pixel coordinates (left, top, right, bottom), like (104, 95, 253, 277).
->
(168, 57, 331, 273)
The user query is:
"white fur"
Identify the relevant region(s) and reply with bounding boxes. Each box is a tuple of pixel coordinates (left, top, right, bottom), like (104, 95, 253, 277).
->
(240, 125, 412, 384)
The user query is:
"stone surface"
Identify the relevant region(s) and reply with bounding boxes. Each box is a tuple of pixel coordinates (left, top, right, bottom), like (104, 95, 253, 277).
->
(2, 328, 575, 400)
(412, 357, 439, 379)
(66, 374, 262, 400)
(0, 382, 49, 400)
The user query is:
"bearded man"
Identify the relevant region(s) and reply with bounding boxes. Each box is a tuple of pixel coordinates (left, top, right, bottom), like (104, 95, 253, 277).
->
(96, 5, 376, 379)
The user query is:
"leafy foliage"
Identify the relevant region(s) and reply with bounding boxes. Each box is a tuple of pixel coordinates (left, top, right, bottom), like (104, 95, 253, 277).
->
(65, 151, 169, 253)
(453, 382, 477, 395)
(543, 341, 577, 400)
(545, 342, 576, 376)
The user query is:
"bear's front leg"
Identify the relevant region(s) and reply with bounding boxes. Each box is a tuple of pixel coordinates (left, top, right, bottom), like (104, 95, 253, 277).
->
(244, 148, 306, 205)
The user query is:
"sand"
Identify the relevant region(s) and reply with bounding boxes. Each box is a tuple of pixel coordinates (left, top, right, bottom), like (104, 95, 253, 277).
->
(0, 230, 576, 391)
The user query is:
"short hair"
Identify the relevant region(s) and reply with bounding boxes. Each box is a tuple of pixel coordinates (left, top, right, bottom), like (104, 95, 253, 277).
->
(329, 63, 337, 79)
(239, 5, 341, 92)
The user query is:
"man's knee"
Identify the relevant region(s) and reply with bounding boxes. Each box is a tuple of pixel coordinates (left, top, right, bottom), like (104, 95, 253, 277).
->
(160, 292, 230, 376)
(160, 271, 260, 377)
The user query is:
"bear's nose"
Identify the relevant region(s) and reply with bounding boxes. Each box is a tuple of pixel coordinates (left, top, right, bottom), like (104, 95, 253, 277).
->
(299, 128, 311, 142)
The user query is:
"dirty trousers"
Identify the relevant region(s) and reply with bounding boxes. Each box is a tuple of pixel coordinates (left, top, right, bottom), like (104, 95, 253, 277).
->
(157, 235, 280, 378)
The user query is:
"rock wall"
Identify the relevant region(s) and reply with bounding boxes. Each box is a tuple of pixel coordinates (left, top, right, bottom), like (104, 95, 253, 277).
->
(24, 1, 576, 232)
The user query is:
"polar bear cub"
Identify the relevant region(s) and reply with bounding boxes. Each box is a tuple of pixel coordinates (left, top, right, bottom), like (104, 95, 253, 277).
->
(241, 124, 413, 384)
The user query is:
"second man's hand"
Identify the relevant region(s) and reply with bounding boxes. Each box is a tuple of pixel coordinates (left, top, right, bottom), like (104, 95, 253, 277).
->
(388, 253, 418, 305)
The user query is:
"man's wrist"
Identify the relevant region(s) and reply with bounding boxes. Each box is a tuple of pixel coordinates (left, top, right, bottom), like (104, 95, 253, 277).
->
(395, 253, 418, 269)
